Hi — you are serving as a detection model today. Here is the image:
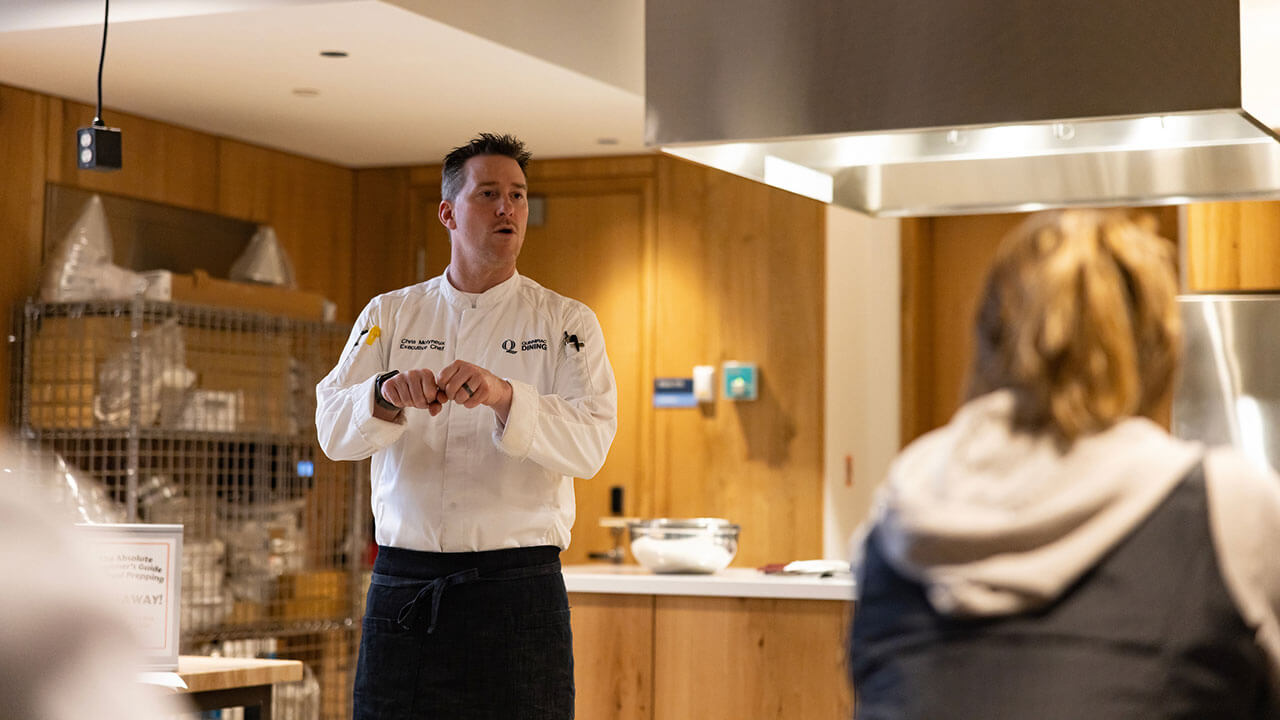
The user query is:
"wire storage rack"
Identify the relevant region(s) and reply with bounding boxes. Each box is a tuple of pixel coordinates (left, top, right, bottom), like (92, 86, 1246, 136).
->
(11, 297, 369, 720)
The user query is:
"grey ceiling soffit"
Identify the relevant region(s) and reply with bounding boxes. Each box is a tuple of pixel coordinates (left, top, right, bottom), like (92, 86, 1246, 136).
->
(645, 0, 1280, 217)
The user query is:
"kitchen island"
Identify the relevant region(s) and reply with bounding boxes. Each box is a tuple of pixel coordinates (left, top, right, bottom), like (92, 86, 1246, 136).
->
(564, 564, 854, 720)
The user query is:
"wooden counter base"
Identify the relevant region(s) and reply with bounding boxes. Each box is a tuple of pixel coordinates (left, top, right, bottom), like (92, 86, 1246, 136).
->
(571, 592, 853, 720)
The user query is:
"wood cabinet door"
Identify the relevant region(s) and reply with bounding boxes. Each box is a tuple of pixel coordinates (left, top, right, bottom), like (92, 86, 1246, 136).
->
(653, 596, 853, 720)
(571, 592, 655, 720)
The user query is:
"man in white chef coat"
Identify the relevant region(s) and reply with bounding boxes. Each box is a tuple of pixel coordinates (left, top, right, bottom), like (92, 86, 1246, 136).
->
(316, 132, 617, 720)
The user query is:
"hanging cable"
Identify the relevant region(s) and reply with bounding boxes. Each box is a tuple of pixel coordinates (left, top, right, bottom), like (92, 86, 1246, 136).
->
(76, 0, 121, 171)
(93, 0, 109, 126)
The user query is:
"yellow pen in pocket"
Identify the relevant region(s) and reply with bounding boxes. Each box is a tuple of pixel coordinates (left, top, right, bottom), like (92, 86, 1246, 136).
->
(366, 326, 380, 345)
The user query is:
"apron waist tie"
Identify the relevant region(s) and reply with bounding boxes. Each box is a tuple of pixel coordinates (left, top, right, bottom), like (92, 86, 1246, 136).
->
(391, 568, 480, 633)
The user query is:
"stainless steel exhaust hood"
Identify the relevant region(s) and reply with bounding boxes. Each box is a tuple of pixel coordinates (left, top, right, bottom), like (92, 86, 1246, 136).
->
(645, 0, 1280, 217)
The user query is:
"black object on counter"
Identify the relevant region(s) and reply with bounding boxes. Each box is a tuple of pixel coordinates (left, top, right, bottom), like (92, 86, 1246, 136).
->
(609, 485, 624, 516)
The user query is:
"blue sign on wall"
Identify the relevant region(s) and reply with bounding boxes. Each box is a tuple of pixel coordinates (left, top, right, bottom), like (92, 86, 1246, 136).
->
(653, 377, 696, 408)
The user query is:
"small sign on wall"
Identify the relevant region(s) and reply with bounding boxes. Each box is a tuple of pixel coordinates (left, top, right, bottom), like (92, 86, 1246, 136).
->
(653, 378, 696, 408)
(723, 362, 759, 401)
(78, 523, 183, 671)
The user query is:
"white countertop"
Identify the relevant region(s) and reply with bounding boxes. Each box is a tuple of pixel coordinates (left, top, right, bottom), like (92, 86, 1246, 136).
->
(563, 564, 855, 601)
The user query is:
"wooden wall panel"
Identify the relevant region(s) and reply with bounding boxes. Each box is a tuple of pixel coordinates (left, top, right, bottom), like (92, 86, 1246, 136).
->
(218, 140, 356, 320)
(570, 593, 655, 720)
(528, 155, 658, 182)
(352, 168, 414, 305)
(898, 218, 934, 449)
(919, 213, 1019, 436)
(653, 156, 825, 568)
(1186, 201, 1280, 291)
(0, 85, 52, 421)
(46, 98, 220, 213)
(653, 596, 852, 720)
(407, 155, 658, 187)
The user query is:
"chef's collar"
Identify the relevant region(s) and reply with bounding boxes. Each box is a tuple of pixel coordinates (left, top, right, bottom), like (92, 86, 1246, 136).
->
(441, 267, 520, 309)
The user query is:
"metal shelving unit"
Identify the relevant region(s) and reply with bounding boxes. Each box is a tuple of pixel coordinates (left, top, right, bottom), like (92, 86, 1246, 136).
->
(12, 298, 367, 720)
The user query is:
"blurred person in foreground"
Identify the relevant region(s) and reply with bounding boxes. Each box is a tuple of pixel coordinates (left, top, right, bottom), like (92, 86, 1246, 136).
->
(316, 133, 617, 719)
(0, 441, 187, 720)
(848, 209, 1280, 719)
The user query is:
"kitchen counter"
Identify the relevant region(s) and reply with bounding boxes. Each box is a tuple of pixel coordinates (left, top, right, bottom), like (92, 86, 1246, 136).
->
(563, 563, 854, 601)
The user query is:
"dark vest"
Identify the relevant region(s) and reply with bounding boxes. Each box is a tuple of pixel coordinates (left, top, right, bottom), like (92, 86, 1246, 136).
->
(849, 463, 1277, 719)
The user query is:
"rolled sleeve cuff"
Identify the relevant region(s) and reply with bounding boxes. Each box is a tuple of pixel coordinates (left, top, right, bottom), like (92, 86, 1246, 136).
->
(356, 373, 408, 446)
(496, 378, 537, 459)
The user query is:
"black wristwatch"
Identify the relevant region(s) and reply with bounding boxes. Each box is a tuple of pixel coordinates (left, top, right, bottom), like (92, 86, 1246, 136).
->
(374, 370, 401, 412)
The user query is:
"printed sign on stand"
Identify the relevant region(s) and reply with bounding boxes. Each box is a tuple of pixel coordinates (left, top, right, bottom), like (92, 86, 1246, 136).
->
(78, 523, 183, 671)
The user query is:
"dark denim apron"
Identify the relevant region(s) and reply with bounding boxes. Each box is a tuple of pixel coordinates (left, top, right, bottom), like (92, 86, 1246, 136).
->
(353, 545, 573, 720)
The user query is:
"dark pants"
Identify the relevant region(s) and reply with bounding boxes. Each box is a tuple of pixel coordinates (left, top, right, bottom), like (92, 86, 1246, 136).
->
(353, 545, 574, 720)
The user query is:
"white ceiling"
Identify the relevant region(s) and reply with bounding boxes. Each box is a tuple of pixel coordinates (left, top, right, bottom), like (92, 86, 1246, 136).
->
(0, 0, 648, 167)
(8, 1, 1279, 174)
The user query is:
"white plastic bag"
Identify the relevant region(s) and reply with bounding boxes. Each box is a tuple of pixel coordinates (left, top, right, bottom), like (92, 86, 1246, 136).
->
(230, 225, 296, 287)
(40, 194, 148, 301)
(94, 319, 195, 428)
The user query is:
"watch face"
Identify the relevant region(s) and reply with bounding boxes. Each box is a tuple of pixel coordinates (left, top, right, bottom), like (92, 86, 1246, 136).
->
(375, 370, 401, 410)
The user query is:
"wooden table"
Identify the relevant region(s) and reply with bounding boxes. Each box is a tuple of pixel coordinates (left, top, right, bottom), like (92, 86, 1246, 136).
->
(177, 655, 304, 720)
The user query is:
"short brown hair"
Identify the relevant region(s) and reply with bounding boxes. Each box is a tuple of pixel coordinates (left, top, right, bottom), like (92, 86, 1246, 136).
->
(441, 133, 531, 202)
(966, 209, 1181, 443)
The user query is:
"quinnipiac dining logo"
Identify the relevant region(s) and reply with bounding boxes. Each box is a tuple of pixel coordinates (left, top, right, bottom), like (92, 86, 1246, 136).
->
(500, 338, 548, 353)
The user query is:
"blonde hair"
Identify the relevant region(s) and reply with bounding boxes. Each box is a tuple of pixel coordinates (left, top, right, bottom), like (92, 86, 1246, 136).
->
(967, 209, 1181, 443)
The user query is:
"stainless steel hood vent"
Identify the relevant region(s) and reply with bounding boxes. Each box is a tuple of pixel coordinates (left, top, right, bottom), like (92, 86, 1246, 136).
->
(645, 0, 1280, 216)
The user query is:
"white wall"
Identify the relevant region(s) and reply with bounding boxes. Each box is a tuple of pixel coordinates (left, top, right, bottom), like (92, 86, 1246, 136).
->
(823, 206, 901, 560)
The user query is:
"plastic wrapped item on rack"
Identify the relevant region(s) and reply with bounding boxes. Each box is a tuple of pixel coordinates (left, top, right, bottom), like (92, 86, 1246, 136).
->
(137, 474, 207, 531)
(0, 448, 126, 524)
(289, 357, 306, 436)
(39, 194, 150, 302)
(182, 589, 233, 633)
(94, 319, 196, 428)
(273, 663, 321, 720)
(222, 500, 306, 607)
(182, 538, 227, 602)
(163, 389, 243, 432)
(230, 225, 297, 288)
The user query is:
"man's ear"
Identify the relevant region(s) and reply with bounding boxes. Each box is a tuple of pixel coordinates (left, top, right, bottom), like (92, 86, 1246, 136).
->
(439, 200, 456, 230)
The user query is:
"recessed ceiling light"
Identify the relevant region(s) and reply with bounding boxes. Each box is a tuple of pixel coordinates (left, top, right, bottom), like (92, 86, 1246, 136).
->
(292, 88, 320, 97)
(320, 50, 349, 58)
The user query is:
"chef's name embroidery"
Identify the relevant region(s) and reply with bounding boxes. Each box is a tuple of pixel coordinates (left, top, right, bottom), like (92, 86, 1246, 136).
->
(400, 338, 445, 351)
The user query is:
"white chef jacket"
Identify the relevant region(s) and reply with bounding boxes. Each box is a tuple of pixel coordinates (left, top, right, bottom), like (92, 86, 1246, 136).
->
(315, 269, 618, 552)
